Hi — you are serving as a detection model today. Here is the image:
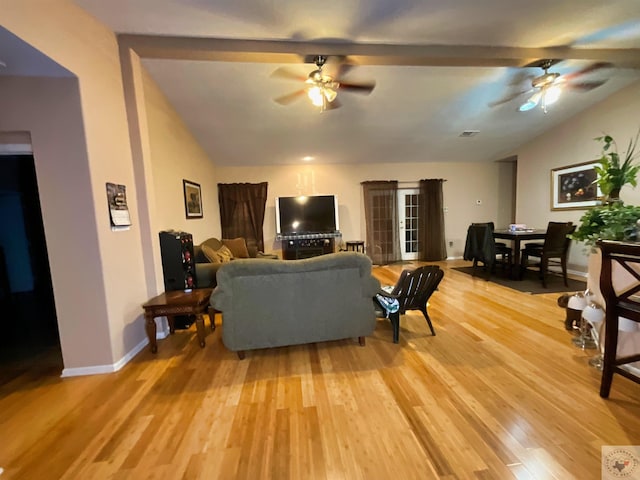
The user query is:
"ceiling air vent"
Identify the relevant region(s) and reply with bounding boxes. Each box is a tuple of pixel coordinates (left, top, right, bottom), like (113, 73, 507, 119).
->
(460, 130, 480, 137)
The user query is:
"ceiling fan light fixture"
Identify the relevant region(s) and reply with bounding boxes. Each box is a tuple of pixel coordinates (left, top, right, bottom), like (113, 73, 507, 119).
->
(324, 85, 338, 103)
(307, 85, 325, 107)
(532, 71, 560, 89)
(519, 91, 541, 112)
(544, 85, 562, 106)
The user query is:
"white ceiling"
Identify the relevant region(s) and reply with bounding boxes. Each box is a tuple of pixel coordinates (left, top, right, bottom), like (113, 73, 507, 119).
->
(7, 1, 640, 166)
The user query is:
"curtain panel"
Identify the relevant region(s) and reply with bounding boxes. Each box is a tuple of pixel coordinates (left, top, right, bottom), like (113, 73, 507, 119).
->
(361, 180, 401, 265)
(418, 179, 447, 261)
(218, 182, 268, 251)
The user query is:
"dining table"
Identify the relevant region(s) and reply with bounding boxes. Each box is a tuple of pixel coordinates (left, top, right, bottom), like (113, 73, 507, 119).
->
(493, 228, 547, 278)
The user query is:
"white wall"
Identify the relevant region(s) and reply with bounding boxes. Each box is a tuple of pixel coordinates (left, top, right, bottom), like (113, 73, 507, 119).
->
(516, 80, 640, 272)
(215, 161, 503, 257)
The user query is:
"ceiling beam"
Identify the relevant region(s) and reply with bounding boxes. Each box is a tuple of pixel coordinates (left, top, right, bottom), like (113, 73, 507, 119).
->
(119, 34, 640, 68)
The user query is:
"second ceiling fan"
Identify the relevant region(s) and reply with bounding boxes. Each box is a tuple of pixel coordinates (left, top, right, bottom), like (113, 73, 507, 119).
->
(271, 55, 376, 112)
(493, 59, 612, 113)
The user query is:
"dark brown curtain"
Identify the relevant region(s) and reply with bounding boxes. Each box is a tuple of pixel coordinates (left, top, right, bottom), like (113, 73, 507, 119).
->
(362, 181, 401, 265)
(218, 182, 268, 251)
(418, 179, 447, 261)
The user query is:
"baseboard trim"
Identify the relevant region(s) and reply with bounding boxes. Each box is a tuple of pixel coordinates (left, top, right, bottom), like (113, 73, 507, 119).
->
(60, 327, 169, 378)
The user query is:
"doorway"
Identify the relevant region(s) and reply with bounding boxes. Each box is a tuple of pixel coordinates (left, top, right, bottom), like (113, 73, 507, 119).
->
(0, 154, 61, 378)
(398, 188, 419, 260)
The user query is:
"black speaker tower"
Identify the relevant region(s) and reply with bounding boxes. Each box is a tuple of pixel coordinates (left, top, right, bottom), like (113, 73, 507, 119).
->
(159, 230, 197, 291)
(158, 231, 197, 329)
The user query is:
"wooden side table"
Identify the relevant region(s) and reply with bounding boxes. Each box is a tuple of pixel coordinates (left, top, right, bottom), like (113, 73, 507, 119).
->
(346, 241, 365, 253)
(142, 288, 214, 353)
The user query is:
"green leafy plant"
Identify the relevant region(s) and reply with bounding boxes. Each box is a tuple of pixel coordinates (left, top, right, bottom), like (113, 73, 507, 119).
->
(570, 204, 640, 247)
(593, 130, 640, 199)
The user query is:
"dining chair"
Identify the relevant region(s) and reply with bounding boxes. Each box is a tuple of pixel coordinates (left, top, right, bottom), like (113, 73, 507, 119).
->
(374, 265, 444, 343)
(520, 221, 576, 287)
(463, 223, 512, 280)
(597, 240, 640, 399)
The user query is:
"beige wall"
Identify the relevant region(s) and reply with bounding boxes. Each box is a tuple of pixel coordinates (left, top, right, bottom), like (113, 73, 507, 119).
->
(0, 76, 115, 368)
(3, 1, 224, 372)
(215, 161, 503, 258)
(142, 69, 221, 244)
(3, 1, 148, 371)
(5, 0, 637, 373)
(140, 68, 221, 291)
(516, 80, 640, 272)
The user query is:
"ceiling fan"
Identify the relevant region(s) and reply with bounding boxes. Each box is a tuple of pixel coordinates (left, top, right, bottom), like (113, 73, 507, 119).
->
(271, 55, 376, 112)
(491, 59, 612, 113)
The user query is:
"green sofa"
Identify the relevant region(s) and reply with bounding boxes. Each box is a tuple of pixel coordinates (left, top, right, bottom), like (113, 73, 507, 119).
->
(210, 252, 380, 358)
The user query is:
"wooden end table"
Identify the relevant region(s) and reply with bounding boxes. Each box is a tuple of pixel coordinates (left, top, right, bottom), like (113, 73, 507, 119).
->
(142, 288, 214, 353)
(346, 241, 365, 253)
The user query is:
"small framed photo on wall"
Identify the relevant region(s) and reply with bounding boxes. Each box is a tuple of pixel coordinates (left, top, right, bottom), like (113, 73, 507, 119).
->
(183, 179, 203, 218)
(551, 161, 601, 210)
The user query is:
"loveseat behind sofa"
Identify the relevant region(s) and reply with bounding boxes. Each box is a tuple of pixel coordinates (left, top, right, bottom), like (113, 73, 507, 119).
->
(210, 252, 380, 358)
(194, 237, 276, 288)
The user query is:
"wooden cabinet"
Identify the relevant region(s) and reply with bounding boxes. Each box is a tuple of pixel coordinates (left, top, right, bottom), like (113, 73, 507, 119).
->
(281, 237, 335, 260)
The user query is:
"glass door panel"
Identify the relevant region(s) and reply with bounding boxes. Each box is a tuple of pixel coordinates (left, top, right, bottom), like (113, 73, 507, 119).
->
(398, 189, 419, 260)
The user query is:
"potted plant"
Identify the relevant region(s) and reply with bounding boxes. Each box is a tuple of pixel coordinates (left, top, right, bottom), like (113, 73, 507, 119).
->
(593, 129, 640, 203)
(571, 130, 640, 248)
(570, 203, 640, 248)
(570, 130, 640, 307)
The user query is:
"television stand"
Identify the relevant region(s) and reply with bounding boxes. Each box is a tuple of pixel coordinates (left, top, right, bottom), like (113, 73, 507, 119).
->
(280, 235, 336, 260)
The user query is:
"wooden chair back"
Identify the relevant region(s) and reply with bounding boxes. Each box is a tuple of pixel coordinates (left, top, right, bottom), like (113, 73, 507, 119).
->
(391, 265, 444, 314)
(543, 222, 575, 257)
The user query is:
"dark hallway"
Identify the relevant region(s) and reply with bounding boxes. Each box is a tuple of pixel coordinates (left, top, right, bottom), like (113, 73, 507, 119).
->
(0, 154, 62, 385)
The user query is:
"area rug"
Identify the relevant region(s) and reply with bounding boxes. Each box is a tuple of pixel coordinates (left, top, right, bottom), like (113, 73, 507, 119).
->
(452, 266, 586, 294)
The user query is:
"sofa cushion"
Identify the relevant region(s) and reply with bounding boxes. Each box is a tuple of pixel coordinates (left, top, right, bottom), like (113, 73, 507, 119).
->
(222, 237, 250, 258)
(201, 244, 221, 264)
(216, 245, 234, 263)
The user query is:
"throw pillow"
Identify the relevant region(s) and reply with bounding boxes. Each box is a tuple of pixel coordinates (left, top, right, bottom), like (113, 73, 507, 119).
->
(201, 244, 220, 264)
(222, 237, 250, 258)
(216, 245, 234, 263)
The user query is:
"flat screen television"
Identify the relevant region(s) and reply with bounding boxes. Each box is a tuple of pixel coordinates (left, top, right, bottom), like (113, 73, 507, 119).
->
(275, 195, 339, 235)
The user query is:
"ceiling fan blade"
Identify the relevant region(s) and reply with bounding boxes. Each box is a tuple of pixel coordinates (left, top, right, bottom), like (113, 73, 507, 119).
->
(566, 80, 608, 91)
(333, 62, 357, 80)
(273, 89, 306, 105)
(488, 89, 531, 108)
(562, 62, 613, 81)
(338, 81, 376, 95)
(270, 67, 307, 82)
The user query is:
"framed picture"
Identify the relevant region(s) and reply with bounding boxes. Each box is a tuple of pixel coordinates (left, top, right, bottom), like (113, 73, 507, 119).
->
(551, 161, 602, 211)
(183, 180, 203, 218)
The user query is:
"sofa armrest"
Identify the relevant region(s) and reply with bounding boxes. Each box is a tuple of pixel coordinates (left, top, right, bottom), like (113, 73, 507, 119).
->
(256, 252, 279, 260)
(209, 283, 230, 311)
(195, 262, 223, 288)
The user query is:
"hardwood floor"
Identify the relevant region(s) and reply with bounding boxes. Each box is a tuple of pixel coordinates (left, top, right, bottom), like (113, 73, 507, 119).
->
(1, 259, 639, 479)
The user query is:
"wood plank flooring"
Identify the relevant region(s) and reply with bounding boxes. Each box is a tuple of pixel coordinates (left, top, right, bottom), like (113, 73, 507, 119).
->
(1, 259, 639, 479)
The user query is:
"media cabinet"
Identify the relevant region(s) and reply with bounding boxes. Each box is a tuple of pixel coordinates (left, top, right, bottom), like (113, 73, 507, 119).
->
(278, 233, 340, 260)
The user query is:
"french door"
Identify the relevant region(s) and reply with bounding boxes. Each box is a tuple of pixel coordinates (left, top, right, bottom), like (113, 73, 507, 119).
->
(398, 189, 420, 260)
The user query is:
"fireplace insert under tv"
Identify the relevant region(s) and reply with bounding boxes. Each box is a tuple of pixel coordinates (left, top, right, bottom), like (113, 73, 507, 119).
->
(276, 195, 339, 235)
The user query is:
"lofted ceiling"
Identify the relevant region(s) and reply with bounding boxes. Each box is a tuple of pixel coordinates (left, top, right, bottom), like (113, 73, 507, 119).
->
(5, 1, 640, 166)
